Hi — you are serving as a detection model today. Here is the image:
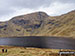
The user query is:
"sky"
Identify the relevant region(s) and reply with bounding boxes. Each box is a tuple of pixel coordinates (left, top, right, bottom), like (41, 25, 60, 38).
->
(0, 0, 75, 21)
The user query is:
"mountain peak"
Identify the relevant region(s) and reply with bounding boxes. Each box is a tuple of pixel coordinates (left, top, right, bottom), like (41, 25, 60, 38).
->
(7, 12, 49, 33)
(10, 11, 49, 21)
(0, 10, 75, 38)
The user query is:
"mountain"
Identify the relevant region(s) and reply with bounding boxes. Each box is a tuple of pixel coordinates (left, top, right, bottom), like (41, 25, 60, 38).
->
(0, 10, 75, 38)
(36, 10, 75, 38)
(0, 12, 49, 37)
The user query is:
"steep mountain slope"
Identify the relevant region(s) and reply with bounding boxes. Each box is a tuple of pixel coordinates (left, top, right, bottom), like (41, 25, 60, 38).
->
(36, 10, 75, 38)
(0, 12, 49, 37)
(0, 10, 75, 38)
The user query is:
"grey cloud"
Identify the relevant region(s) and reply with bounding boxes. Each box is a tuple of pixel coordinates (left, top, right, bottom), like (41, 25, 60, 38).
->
(9, 0, 75, 9)
(58, 0, 75, 3)
(0, 0, 53, 18)
(0, 8, 15, 16)
(8, 0, 53, 9)
(0, 0, 75, 21)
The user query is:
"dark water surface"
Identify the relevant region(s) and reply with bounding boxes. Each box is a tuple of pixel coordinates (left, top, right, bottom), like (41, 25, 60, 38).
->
(0, 36, 75, 50)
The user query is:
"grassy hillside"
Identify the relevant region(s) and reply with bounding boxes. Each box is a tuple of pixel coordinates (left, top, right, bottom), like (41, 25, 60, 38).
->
(0, 46, 75, 56)
(36, 10, 75, 38)
(0, 10, 75, 38)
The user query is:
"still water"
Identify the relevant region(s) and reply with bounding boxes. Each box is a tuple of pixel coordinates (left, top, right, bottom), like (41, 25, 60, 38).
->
(0, 36, 75, 49)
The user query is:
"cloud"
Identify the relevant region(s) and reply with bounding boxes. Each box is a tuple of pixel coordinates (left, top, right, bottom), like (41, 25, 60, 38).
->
(0, 0, 75, 21)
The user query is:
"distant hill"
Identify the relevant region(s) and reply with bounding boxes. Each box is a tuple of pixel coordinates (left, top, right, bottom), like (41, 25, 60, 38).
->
(0, 10, 75, 38)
